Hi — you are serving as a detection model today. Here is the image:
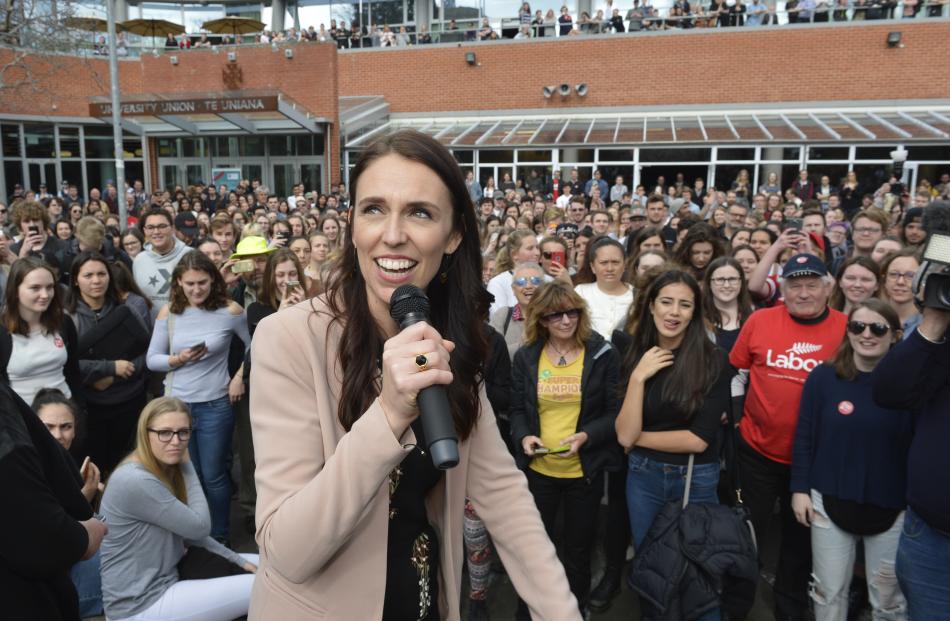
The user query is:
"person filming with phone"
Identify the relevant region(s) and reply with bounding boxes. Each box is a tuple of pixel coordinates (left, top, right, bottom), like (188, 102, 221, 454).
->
(146, 250, 250, 546)
(872, 200, 950, 619)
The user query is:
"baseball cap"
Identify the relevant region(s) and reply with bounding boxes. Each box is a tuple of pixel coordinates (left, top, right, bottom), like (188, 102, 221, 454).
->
(902, 207, 923, 227)
(174, 212, 198, 237)
(229, 235, 276, 261)
(492, 191, 505, 200)
(782, 253, 827, 279)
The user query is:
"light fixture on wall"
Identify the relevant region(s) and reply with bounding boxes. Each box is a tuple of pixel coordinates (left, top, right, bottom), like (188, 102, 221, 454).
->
(169, 55, 179, 66)
(887, 31, 902, 48)
(575, 83, 588, 97)
(227, 51, 237, 63)
(542, 85, 556, 99)
(465, 52, 477, 66)
(284, 48, 294, 59)
(558, 83, 571, 97)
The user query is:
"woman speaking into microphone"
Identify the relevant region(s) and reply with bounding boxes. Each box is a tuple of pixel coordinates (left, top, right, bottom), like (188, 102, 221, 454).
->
(248, 130, 579, 621)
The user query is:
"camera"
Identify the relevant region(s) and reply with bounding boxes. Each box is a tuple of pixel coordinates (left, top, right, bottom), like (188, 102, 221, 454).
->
(915, 200, 950, 310)
(915, 232, 950, 310)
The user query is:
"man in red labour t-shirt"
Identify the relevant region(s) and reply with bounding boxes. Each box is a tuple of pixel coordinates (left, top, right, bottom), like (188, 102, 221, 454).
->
(730, 252, 847, 621)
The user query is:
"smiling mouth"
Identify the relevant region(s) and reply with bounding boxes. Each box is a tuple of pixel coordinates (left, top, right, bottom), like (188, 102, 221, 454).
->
(374, 257, 418, 279)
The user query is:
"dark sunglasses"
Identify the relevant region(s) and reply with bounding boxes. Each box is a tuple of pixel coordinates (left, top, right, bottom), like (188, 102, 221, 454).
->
(847, 320, 889, 337)
(542, 308, 581, 322)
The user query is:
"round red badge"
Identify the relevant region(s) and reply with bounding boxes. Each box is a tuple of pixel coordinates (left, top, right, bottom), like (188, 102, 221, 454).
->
(53, 336, 64, 348)
(837, 401, 854, 416)
(797, 256, 808, 264)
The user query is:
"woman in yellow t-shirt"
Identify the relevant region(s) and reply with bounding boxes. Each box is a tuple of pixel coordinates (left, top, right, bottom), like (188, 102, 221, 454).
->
(510, 281, 622, 618)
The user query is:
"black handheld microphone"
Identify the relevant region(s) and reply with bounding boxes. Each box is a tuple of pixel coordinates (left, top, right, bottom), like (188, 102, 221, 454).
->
(389, 284, 459, 470)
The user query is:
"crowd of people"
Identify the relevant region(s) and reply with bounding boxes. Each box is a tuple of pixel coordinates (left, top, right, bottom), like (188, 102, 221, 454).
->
(2, 131, 950, 621)
(89, 0, 949, 57)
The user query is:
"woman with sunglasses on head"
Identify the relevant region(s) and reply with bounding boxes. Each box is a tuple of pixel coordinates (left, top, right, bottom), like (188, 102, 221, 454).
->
(99, 397, 259, 621)
(574, 236, 634, 339)
(510, 280, 621, 618)
(614, 269, 732, 621)
(790, 299, 912, 621)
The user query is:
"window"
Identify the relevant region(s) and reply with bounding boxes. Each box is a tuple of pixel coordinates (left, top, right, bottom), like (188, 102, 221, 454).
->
(23, 124, 55, 158)
(58, 127, 81, 159)
(717, 148, 756, 161)
(2, 124, 20, 158)
(640, 148, 711, 163)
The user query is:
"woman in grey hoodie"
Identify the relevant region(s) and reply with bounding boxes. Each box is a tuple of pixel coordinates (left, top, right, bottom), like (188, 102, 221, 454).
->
(66, 251, 152, 473)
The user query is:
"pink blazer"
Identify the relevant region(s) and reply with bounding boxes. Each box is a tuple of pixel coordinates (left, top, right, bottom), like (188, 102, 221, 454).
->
(248, 298, 580, 620)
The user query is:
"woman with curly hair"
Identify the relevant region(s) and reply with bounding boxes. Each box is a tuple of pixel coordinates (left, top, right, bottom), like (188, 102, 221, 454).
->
(673, 222, 724, 282)
(146, 250, 250, 543)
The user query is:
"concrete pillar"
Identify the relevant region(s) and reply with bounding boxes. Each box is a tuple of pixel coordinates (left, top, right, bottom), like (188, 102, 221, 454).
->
(271, 0, 286, 32)
(577, 0, 593, 18)
(415, 0, 431, 30)
(115, 0, 129, 22)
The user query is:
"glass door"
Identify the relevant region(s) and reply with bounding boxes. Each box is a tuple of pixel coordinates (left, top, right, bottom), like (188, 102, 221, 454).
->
(26, 160, 57, 191)
(271, 162, 296, 199)
(300, 163, 322, 196)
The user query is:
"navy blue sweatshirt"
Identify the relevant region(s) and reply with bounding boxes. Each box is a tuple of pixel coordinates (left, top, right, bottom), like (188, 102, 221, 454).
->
(791, 364, 913, 509)
(872, 329, 950, 533)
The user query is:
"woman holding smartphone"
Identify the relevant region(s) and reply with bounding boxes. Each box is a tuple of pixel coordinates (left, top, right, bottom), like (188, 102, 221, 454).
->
(246, 248, 307, 338)
(510, 281, 621, 617)
(146, 251, 250, 544)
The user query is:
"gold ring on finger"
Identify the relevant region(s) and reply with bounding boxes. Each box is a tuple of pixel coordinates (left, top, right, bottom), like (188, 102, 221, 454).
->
(415, 354, 429, 371)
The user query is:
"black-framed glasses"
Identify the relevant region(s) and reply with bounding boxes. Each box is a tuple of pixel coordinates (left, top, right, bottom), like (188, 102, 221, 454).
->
(542, 308, 581, 323)
(847, 320, 889, 337)
(144, 224, 170, 232)
(513, 276, 543, 287)
(148, 428, 192, 443)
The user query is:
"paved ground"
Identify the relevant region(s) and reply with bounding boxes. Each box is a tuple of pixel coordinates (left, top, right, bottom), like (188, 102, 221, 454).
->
(86, 493, 793, 620)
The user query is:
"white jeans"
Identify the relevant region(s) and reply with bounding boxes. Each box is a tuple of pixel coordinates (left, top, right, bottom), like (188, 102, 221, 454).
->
(113, 553, 259, 621)
(809, 491, 907, 621)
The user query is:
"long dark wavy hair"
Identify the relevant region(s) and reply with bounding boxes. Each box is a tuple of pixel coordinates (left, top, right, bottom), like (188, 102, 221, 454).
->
(623, 269, 721, 420)
(324, 130, 490, 439)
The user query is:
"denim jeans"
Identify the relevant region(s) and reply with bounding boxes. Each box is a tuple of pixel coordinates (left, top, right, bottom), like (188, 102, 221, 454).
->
(626, 451, 721, 621)
(809, 490, 906, 621)
(896, 506, 950, 620)
(70, 549, 103, 618)
(187, 395, 234, 539)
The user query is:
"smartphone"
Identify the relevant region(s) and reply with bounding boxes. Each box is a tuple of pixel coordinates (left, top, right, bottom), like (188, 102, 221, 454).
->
(534, 445, 570, 455)
(189, 341, 206, 351)
(232, 259, 256, 273)
(80, 456, 91, 477)
(277, 231, 289, 243)
(28, 225, 39, 236)
(285, 279, 300, 295)
(549, 250, 566, 266)
(782, 218, 803, 232)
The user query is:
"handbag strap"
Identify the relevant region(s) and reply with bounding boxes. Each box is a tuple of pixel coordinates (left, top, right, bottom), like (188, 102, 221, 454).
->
(166, 311, 175, 394)
(682, 453, 695, 509)
(725, 399, 746, 505)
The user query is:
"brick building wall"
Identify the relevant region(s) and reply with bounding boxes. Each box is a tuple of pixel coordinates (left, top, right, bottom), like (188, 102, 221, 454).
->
(0, 22, 946, 185)
(338, 22, 950, 113)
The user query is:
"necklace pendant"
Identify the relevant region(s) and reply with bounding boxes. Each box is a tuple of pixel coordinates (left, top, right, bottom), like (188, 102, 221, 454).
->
(558, 356, 567, 366)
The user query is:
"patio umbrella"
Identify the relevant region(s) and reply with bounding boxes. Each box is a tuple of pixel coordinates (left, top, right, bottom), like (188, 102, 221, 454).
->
(120, 18, 185, 39)
(64, 16, 125, 32)
(201, 17, 266, 37)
